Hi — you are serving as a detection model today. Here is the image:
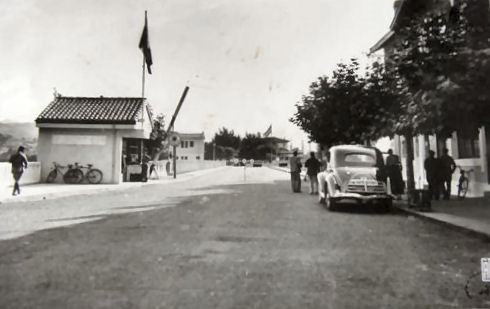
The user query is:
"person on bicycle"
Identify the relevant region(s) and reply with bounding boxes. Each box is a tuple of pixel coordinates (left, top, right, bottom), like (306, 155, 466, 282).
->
(439, 148, 456, 200)
(424, 150, 440, 200)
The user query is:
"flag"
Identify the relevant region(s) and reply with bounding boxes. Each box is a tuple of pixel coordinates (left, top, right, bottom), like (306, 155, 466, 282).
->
(139, 11, 153, 74)
(264, 125, 272, 137)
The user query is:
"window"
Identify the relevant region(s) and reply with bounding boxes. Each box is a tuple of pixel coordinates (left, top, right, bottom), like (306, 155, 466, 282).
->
(196, 156, 200, 160)
(181, 141, 184, 148)
(457, 134, 480, 158)
(342, 153, 376, 167)
(190, 141, 194, 147)
(184, 141, 188, 148)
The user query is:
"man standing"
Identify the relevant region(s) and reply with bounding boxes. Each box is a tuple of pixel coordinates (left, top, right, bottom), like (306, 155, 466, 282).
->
(439, 148, 456, 200)
(424, 150, 440, 200)
(304, 152, 321, 194)
(385, 149, 404, 199)
(9, 146, 28, 196)
(289, 150, 302, 193)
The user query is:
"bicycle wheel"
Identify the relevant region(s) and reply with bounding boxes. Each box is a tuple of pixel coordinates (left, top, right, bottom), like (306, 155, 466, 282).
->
(86, 169, 103, 184)
(63, 168, 83, 184)
(46, 170, 57, 183)
(458, 178, 469, 198)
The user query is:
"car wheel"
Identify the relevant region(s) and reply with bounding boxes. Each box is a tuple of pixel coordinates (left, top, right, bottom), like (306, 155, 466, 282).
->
(382, 199, 393, 213)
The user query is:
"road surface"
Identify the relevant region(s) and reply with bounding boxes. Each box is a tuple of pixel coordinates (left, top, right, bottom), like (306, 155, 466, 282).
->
(0, 166, 488, 308)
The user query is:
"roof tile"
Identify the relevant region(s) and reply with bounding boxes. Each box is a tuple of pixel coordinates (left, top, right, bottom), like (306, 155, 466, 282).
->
(36, 96, 145, 124)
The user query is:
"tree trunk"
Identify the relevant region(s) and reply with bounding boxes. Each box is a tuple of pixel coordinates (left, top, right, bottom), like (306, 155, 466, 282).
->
(404, 134, 416, 203)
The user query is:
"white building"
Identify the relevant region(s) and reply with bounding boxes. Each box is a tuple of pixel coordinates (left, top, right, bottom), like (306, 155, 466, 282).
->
(175, 133, 205, 161)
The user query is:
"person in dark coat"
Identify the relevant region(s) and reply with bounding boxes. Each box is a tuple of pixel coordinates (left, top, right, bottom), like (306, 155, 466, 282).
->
(385, 149, 404, 199)
(304, 152, 321, 194)
(439, 148, 456, 200)
(424, 150, 440, 200)
(9, 146, 28, 196)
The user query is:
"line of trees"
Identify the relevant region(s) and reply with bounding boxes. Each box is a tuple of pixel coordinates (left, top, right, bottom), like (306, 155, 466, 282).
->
(290, 2, 489, 194)
(204, 128, 276, 160)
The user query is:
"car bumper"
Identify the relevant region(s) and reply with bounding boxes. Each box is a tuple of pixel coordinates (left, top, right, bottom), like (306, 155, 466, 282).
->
(332, 192, 391, 203)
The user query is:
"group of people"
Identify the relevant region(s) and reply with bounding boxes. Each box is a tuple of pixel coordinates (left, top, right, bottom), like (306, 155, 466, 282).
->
(424, 148, 456, 200)
(289, 150, 322, 194)
(289, 147, 456, 201)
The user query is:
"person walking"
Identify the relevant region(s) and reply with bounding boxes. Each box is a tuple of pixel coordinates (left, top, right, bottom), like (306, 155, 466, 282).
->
(9, 146, 28, 196)
(304, 152, 321, 194)
(424, 150, 440, 200)
(385, 149, 404, 199)
(289, 150, 302, 193)
(439, 148, 456, 200)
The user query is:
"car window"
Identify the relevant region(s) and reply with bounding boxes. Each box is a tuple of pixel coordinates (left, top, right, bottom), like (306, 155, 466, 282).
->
(342, 153, 376, 167)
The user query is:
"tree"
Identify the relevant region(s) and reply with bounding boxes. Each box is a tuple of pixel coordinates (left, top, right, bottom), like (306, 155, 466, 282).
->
(391, 2, 490, 138)
(211, 127, 241, 160)
(148, 113, 169, 160)
(290, 58, 402, 147)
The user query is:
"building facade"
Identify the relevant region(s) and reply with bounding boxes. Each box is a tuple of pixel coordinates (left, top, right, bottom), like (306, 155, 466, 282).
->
(36, 96, 153, 184)
(175, 133, 205, 161)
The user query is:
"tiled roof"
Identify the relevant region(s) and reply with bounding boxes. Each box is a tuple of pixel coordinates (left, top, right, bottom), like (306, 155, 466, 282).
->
(36, 96, 145, 124)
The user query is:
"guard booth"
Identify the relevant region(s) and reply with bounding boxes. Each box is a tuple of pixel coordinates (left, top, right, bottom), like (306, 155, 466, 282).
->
(36, 95, 153, 184)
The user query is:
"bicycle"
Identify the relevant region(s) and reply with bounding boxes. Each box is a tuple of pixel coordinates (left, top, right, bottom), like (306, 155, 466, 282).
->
(457, 166, 473, 199)
(46, 162, 83, 184)
(78, 163, 103, 184)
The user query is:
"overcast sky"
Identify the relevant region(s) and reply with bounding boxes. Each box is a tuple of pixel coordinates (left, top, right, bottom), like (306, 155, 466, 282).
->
(0, 0, 394, 146)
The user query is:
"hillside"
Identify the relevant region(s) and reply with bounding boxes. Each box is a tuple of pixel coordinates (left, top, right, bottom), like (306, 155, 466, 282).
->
(0, 122, 38, 161)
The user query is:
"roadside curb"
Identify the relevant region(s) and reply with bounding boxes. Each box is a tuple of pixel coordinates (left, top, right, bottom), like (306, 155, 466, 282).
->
(393, 202, 490, 241)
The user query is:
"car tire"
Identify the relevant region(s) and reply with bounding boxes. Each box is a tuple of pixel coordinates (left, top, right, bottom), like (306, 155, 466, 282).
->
(382, 199, 393, 213)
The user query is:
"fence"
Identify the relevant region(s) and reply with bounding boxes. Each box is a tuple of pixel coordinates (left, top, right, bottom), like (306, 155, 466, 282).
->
(0, 162, 41, 188)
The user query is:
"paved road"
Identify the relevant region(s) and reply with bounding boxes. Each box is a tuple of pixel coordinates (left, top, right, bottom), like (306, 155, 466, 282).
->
(0, 167, 489, 308)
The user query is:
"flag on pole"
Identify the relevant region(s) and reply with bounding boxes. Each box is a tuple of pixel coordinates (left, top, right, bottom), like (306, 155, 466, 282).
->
(264, 125, 272, 137)
(139, 11, 153, 74)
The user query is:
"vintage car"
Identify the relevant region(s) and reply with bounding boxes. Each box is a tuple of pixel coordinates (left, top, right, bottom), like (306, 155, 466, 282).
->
(317, 145, 392, 211)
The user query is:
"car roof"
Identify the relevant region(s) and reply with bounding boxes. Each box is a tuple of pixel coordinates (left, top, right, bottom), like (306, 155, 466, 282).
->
(329, 145, 374, 153)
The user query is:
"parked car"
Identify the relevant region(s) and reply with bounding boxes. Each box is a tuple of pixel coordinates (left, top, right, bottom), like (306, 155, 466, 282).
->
(317, 145, 392, 211)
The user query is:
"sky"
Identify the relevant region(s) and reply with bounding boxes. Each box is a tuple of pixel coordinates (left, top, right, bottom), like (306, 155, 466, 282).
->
(0, 0, 395, 147)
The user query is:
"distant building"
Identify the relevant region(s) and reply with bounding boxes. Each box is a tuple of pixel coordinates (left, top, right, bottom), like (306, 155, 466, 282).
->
(175, 132, 205, 161)
(35, 96, 153, 184)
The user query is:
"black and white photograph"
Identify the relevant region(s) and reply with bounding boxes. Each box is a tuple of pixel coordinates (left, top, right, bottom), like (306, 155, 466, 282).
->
(0, 0, 489, 308)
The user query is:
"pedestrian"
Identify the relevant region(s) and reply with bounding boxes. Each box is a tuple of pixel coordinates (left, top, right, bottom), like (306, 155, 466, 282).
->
(385, 149, 404, 199)
(9, 146, 28, 196)
(439, 148, 456, 200)
(289, 150, 302, 193)
(304, 152, 321, 194)
(424, 150, 440, 200)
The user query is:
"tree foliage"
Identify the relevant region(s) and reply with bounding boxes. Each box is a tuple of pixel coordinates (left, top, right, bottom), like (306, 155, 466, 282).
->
(391, 2, 490, 138)
(290, 59, 402, 146)
(149, 113, 168, 160)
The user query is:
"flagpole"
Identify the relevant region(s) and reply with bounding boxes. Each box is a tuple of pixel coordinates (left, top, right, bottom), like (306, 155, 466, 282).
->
(141, 11, 147, 122)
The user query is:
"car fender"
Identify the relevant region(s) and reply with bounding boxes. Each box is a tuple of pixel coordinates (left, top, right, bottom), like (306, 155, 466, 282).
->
(324, 174, 338, 197)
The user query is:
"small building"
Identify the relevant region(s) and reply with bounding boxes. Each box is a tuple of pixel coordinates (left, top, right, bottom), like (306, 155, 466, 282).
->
(175, 132, 205, 161)
(35, 96, 153, 184)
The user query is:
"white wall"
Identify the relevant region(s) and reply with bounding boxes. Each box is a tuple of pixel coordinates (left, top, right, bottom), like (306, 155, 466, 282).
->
(153, 160, 225, 176)
(1, 162, 41, 188)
